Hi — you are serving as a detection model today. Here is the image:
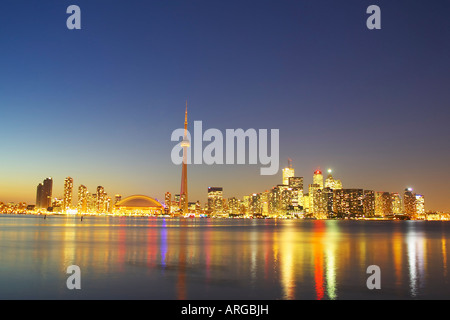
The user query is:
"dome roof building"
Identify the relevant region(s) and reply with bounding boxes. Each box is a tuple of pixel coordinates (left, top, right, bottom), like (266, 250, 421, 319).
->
(114, 195, 163, 215)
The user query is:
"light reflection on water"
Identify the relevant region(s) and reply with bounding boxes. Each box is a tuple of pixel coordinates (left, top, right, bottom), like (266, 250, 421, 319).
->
(0, 215, 449, 299)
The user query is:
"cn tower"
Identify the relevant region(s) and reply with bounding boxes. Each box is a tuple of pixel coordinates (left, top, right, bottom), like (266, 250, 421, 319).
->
(179, 101, 189, 213)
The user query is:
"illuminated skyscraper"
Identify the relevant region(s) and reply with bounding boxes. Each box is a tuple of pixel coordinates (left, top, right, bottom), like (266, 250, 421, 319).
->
(404, 188, 416, 216)
(289, 176, 304, 207)
(309, 183, 320, 215)
(282, 158, 294, 185)
(260, 191, 269, 216)
(313, 170, 324, 189)
(322, 187, 334, 217)
(333, 189, 364, 217)
(269, 187, 281, 215)
(115, 194, 122, 204)
(165, 192, 171, 214)
(207, 187, 223, 214)
(36, 183, 42, 208)
(381, 192, 392, 215)
(36, 177, 53, 209)
(77, 185, 88, 213)
(374, 192, 384, 215)
(249, 193, 261, 216)
(96, 186, 106, 213)
(228, 197, 240, 216)
(391, 193, 402, 214)
(325, 169, 335, 189)
(179, 102, 190, 214)
(415, 194, 425, 215)
(363, 190, 375, 217)
(63, 177, 73, 211)
(87, 192, 96, 212)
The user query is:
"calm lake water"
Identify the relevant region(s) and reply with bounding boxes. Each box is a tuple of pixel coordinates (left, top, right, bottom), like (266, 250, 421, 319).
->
(0, 214, 449, 300)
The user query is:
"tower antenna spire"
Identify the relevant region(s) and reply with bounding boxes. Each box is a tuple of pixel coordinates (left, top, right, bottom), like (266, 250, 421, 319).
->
(180, 101, 190, 214)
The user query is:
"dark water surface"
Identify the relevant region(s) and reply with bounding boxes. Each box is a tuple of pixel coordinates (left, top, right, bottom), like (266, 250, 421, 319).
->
(0, 214, 449, 300)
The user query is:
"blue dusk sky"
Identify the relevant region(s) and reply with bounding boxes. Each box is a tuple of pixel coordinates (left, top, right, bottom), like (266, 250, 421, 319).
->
(0, 0, 449, 210)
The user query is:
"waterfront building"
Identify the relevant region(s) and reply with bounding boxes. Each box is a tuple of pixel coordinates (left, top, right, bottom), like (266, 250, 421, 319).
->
(313, 170, 324, 189)
(289, 176, 304, 207)
(96, 186, 106, 213)
(391, 193, 402, 214)
(115, 195, 164, 215)
(77, 185, 88, 213)
(325, 169, 335, 189)
(363, 190, 375, 217)
(228, 197, 240, 216)
(404, 188, 416, 216)
(309, 183, 320, 214)
(63, 177, 73, 211)
(282, 158, 294, 185)
(36, 177, 53, 210)
(208, 187, 223, 214)
(165, 192, 171, 214)
(415, 194, 425, 215)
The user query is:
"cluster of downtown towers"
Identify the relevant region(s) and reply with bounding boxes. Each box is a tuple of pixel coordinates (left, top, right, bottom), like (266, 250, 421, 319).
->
(165, 163, 426, 219)
(35, 177, 116, 213)
(34, 165, 425, 218)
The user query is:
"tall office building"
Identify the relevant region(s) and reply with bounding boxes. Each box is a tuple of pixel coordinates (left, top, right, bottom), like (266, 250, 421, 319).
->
(77, 185, 88, 213)
(415, 194, 425, 215)
(96, 186, 106, 213)
(363, 190, 375, 217)
(391, 193, 402, 214)
(36, 183, 43, 209)
(325, 169, 335, 189)
(313, 170, 324, 189)
(228, 197, 240, 215)
(36, 177, 53, 209)
(282, 158, 295, 185)
(381, 192, 392, 215)
(404, 188, 416, 216)
(260, 191, 269, 216)
(333, 189, 364, 217)
(322, 187, 334, 216)
(249, 193, 261, 215)
(269, 187, 281, 215)
(165, 192, 171, 214)
(207, 187, 223, 214)
(374, 192, 384, 215)
(63, 177, 73, 211)
(309, 183, 320, 215)
(179, 102, 190, 214)
(87, 192, 96, 212)
(289, 176, 304, 207)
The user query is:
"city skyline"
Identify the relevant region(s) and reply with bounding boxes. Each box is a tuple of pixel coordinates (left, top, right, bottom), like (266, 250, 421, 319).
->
(4, 157, 430, 216)
(1, 1, 450, 211)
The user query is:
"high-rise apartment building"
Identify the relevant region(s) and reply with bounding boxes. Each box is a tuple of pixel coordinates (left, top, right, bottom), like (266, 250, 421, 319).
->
(363, 190, 375, 217)
(282, 159, 295, 186)
(313, 170, 324, 189)
(415, 194, 425, 215)
(77, 184, 88, 213)
(404, 188, 416, 216)
(96, 186, 106, 213)
(36, 177, 53, 210)
(165, 192, 171, 214)
(391, 193, 402, 214)
(207, 187, 223, 214)
(63, 177, 73, 211)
